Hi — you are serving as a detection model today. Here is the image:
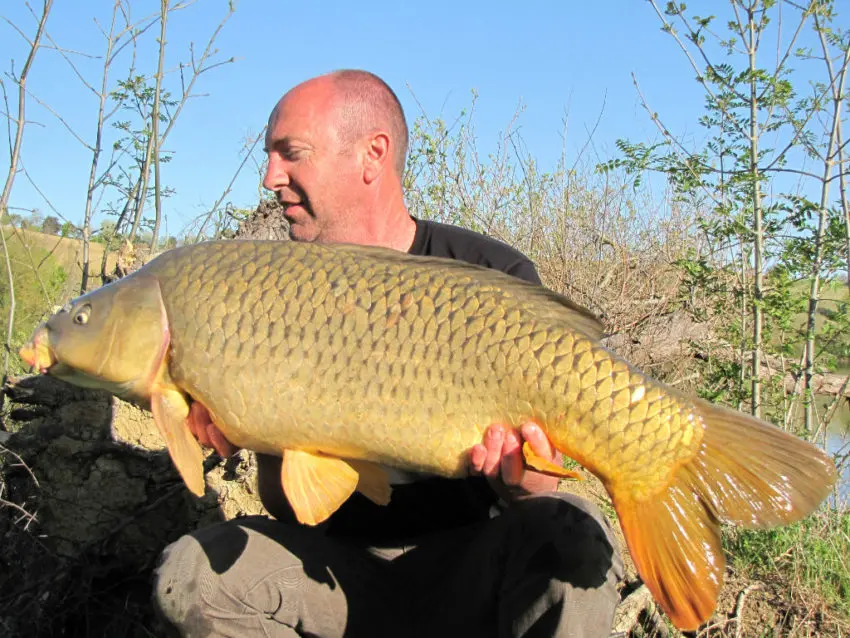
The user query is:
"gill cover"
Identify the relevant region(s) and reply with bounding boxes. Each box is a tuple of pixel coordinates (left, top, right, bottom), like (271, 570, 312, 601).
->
(41, 274, 170, 401)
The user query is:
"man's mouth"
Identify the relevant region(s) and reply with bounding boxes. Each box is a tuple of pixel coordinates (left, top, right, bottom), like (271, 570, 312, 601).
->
(280, 200, 311, 221)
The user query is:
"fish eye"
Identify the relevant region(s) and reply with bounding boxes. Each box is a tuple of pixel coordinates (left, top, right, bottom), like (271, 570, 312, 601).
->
(73, 304, 91, 326)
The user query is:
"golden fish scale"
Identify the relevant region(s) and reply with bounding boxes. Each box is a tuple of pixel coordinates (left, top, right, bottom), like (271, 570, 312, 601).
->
(146, 241, 702, 490)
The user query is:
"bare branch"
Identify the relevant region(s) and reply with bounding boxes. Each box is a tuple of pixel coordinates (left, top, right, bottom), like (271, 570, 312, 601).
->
(631, 72, 724, 208)
(1, 78, 12, 159)
(647, 0, 750, 139)
(81, 0, 128, 293)
(1, 17, 35, 49)
(20, 164, 69, 223)
(158, 6, 236, 144)
(19, 85, 91, 150)
(0, 226, 16, 386)
(0, 0, 52, 215)
(150, 0, 168, 252)
(193, 126, 267, 243)
(573, 91, 606, 174)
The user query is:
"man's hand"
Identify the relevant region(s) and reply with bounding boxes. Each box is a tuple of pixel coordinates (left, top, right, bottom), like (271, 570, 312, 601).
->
(185, 401, 240, 458)
(468, 422, 561, 500)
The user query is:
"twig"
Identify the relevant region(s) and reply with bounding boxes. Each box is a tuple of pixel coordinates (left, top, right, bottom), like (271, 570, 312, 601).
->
(646, 604, 671, 638)
(734, 583, 763, 638)
(0, 482, 38, 528)
(129, 2, 236, 243)
(149, 0, 168, 252)
(192, 127, 266, 243)
(0, 0, 52, 211)
(0, 226, 16, 387)
(0, 441, 40, 487)
(0, 0, 52, 384)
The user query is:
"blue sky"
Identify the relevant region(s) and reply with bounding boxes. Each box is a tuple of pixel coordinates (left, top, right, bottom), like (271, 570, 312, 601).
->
(0, 1, 835, 237)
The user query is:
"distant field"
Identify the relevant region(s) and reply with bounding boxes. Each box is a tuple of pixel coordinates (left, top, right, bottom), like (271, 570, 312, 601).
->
(787, 278, 850, 372)
(793, 277, 850, 322)
(2, 227, 118, 299)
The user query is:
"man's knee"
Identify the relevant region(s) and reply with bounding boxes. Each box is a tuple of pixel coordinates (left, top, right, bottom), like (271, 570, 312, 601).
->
(152, 517, 285, 635)
(502, 492, 624, 590)
(498, 493, 624, 637)
(153, 527, 223, 636)
(151, 517, 356, 637)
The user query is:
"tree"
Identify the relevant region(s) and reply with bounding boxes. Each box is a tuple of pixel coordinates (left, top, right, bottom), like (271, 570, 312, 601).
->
(60, 221, 81, 238)
(602, 0, 850, 434)
(41, 215, 60, 235)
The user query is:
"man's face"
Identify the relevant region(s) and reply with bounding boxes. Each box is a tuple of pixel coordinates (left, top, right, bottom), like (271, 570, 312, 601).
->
(262, 81, 361, 243)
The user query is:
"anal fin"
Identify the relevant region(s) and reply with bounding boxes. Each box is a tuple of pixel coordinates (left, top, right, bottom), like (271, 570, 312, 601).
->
(281, 450, 360, 526)
(522, 441, 583, 480)
(349, 460, 392, 505)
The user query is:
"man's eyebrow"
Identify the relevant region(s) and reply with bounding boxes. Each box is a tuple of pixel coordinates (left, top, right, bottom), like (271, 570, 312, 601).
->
(265, 136, 301, 153)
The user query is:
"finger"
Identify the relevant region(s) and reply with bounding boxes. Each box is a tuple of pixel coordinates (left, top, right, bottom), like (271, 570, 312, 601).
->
(520, 422, 555, 461)
(469, 444, 487, 474)
(207, 424, 238, 458)
(481, 425, 505, 477)
(187, 402, 213, 447)
(500, 428, 524, 486)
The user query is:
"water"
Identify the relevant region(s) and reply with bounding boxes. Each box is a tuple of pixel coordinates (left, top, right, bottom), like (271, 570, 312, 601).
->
(827, 428, 849, 508)
(799, 394, 850, 507)
(824, 401, 850, 508)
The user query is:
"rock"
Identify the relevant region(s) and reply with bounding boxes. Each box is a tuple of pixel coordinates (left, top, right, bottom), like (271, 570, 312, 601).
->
(0, 374, 267, 636)
(234, 198, 289, 240)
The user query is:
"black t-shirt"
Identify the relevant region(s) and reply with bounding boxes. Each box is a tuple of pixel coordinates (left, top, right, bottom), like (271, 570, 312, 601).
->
(408, 218, 542, 286)
(325, 218, 543, 542)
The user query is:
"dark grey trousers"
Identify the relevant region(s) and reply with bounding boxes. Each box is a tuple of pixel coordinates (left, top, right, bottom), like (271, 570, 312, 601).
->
(152, 492, 623, 638)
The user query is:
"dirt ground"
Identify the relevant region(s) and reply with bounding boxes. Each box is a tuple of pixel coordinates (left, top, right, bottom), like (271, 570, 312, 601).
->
(0, 375, 267, 637)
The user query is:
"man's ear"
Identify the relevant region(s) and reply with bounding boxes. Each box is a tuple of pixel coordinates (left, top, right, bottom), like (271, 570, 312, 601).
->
(362, 132, 391, 184)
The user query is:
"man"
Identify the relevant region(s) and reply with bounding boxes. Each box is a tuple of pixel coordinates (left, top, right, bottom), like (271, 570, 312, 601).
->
(153, 70, 623, 637)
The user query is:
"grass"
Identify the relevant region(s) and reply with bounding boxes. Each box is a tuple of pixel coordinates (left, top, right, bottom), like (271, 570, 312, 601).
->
(723, 507, 850, 624)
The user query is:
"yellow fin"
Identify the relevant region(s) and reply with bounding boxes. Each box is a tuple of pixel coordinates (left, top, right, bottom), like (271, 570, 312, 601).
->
(349, 460, 392, 505)
(603, 398, 836, 631)
(613, 487, 721, 632)
(150, 385, 205, 497)
(689, 398, 837, 527)
(522, 441, 583, 480)
(281, 450, 360, 525)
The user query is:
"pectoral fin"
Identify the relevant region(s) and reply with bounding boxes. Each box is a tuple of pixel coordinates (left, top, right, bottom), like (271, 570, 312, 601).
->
(281, 450, 360, 525)
(151, 384, 206, 496)
(522, 441, 583, 480)
(349, 460, 392, 505)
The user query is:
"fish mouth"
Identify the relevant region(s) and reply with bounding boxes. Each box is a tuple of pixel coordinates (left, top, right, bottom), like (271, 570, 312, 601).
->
(19, 327, 56, 375)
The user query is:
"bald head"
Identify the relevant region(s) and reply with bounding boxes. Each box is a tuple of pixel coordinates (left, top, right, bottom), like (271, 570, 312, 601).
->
(264, 70, 415, 248)
(326, 69, 409, 177)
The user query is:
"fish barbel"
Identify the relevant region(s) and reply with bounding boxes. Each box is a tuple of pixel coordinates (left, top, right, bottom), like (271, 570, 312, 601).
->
(19, 240, 836, 631)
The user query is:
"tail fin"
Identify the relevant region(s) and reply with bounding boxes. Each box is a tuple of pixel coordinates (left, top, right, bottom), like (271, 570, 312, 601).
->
(610, 400, 837, 631)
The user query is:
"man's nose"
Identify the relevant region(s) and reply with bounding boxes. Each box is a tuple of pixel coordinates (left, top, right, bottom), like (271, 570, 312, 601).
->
(262, 155, 288, 192)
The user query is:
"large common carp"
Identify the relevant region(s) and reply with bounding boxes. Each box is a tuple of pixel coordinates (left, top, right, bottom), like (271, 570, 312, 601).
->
(19, 240, 836, 631)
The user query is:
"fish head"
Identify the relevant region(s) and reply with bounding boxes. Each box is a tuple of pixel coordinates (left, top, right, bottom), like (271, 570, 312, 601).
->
(19, 274, 170, 402)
